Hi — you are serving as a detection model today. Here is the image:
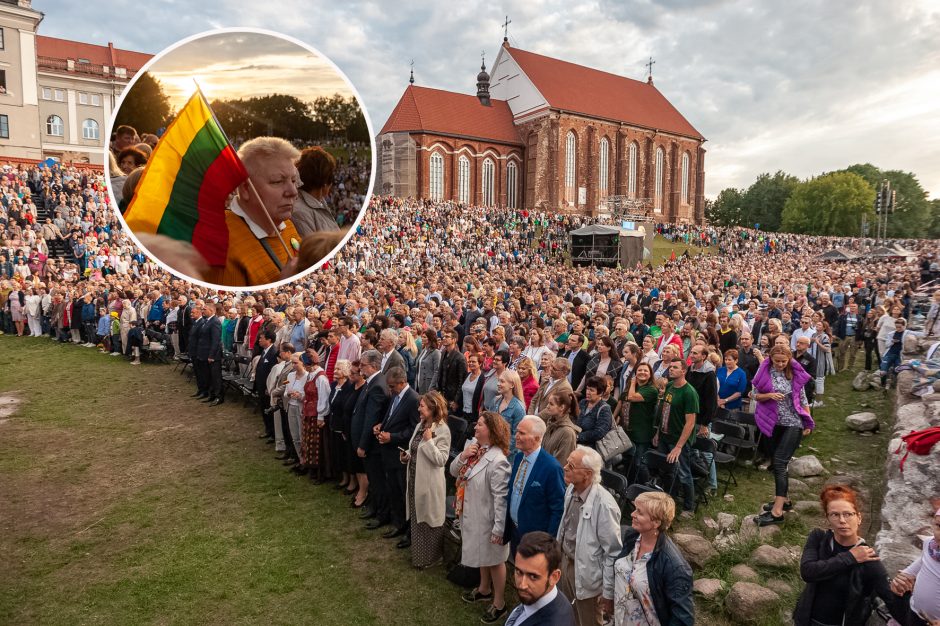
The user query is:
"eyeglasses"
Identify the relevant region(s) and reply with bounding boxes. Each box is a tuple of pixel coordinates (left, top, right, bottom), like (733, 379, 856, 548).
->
(827, 511, 858, 521)
(563, 462, 589, 471)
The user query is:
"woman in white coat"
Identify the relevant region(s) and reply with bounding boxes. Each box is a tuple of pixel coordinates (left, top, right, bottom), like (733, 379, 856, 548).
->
(24, 288, 43, 337)
(449, 410, 512, 623)
(403, 390, 451, 570)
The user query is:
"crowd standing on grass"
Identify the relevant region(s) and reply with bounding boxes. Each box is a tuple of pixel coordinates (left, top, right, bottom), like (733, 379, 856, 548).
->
(3, 158, 940, 624)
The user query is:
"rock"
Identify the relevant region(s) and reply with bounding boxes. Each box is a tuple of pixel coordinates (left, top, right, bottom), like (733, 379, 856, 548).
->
(845, 412, 879, 432)
(852, 371, 870, 391)
(789, 455, 825, 477)
(724, 582, 780, 623)
(760, 524, 782, 540)
(788, 478, 809, 493)
(717, 512, 739, 532)
(793, 500, 821, 515)
(723, 493, 735, 502)
(693, 578, 724, 599)
(903, 334, 920, 354)
(752, 544, 798, 569)
(672, 533, 718, 569)
(896, 402, 932, 434)
(739, 515, 783, 543)
(714, 529, 740, 551)
(730, 563, 759, 581)
(765, 579, 794, 596)
(703, 516, 720, 539)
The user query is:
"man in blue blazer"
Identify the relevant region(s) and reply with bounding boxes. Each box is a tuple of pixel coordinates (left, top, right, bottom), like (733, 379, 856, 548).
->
(503, 416, 566, 555)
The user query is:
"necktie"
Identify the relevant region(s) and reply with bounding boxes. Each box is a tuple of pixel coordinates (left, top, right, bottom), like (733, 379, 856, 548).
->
(388, 394, 401, 422)
(511, 458, 530, 522)
(504, 605, 524, 626)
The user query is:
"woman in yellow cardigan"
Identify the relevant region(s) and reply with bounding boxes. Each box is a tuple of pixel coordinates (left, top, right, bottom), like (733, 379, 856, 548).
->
(402, 390, 451, 570)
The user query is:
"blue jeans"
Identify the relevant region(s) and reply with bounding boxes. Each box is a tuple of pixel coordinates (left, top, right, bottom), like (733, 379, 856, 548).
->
(658, 439, 695, 512)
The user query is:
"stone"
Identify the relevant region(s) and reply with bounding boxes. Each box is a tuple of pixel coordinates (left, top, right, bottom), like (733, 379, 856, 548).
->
(723, 493, 735, 502)
(845, 412, 879, 432)
(730, 563, 759, 581)
(794, 500, 821, 515)
(702, 516, 720, 539)
(765, 579, 794, 596)
(752, 544, 798, 569)
(717, 512, 739, 532)
(852, 371, 871, 391)
(760, 524, 782, 540)
(739, 515, 783, 543)
(672, 533, 718, 570)
(693, 578, 724, 599)
(724, 582, 780, 623)
(713, 529, 739, 551)
(788, 478, 809, 493)
(788, 455, 825, 477)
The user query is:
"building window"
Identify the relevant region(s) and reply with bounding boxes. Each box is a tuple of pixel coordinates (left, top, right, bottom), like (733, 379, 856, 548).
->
(0, 28, 4, 51)
(91, 94, 101, 106)
(41, 87, 52, 100)
(506, 161, 518, 209)
(681, 152, 690, 204)
(46, 115, 64, 137)
(628, 142, 638, 198)
(0, 115, 8, 139)
(0, 69, 6, 94)
(54, 89, 65, 102)
(457, 155, 470, 204)
(78, 92, 88, 105)
(565, 131, 576, 204)
(82, 119, 99, 140)
(428, 152, 444, 201)
(482, 158, 495, 206)
(654, 146, 664, 213)
(598, 137, 609, 196)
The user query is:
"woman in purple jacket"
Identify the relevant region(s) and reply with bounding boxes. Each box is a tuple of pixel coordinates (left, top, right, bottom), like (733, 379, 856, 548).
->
(752, 344, 814, 527)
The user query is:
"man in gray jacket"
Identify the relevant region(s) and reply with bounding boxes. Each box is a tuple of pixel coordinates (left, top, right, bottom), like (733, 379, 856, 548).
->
(556, 445, 622, 625)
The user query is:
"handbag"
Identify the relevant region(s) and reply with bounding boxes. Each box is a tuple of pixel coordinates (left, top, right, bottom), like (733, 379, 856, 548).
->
(596, 424, 633, 462)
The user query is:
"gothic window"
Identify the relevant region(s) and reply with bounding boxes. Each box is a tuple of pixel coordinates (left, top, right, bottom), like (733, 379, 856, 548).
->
(565, 131, 576, 204)
(46, 115, 64, 137)
(599, 137, 609, 196)
(458, 155, 470, 204)
(681, 152, 690, 204)
(507, 161, 518, 209)
(628, 142, 638, 198)
(654, 146, 664, 213)
(482, 158, 495, 206)
(429, 152, 444, 201)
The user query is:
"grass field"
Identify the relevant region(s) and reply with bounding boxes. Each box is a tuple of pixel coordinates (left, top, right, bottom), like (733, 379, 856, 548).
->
(0, 337, 893, 626)
(649, 236, 715, 266)
(0, 336, 482, 626)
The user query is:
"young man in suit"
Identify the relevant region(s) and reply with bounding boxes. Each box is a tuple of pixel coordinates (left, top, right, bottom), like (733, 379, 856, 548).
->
(188, 301, 208, 399)
(503, 532, 575, 625)
(504, 416, 566, 556)
(375, 366, 419, 544)
(437, 329, 467, 413)
(200, 302, 224, 406)
(558, 333, 588, 393)
(254, 330, 279, 441)
(352, 349, 391, 529)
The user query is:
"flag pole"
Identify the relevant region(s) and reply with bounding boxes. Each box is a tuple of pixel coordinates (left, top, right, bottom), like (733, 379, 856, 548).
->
(193, 80, 294, 260)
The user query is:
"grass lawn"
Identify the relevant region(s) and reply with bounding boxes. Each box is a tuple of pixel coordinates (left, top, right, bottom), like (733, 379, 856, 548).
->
(0, 336, 482, 626)
(649, 236, 715, 266)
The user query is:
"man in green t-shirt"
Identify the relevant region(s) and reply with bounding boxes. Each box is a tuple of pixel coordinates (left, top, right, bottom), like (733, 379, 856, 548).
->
(653, 359, 699, 516)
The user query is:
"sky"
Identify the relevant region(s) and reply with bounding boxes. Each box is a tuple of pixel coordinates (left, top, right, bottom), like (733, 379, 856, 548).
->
(145, 32, 355, 109)
(35, 0, 940, 199)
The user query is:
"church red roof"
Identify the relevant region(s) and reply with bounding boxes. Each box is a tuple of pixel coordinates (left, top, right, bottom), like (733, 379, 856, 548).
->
(507, 46, 704, 141)
(36, 36, 151, 71)
(380, 85, 522, 145)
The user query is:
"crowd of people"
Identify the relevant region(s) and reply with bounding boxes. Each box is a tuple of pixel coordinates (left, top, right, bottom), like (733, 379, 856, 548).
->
(2, 158, 939, 624)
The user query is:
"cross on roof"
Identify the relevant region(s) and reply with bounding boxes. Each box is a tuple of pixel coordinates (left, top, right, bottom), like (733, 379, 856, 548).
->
(503, 15, 512, 41)
(646, 56, 656, 79)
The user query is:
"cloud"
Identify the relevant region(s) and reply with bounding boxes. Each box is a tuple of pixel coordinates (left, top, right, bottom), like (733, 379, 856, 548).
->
(35, 0, 940, 198)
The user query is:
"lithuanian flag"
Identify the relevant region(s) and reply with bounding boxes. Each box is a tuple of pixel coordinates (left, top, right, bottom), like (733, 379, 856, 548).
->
(124, 90, 247, 267)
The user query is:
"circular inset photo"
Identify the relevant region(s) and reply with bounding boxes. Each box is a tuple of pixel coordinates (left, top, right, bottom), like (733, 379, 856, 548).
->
(106, 28, 375, 289)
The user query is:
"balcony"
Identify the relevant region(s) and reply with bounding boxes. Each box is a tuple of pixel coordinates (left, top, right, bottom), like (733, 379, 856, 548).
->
(36, 56, 136, 81)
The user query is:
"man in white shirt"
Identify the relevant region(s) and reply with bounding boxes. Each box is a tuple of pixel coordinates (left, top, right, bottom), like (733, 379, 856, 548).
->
(790, 316, 816, 351)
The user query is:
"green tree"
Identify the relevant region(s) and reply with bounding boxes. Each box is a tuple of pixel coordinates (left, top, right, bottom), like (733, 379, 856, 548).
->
(839, 164, 931, 238)
(313, 94, 361, 136)
(928, 199, 940, 239)
(114, 72, 173, 135)
(780, 171, 875, 236)
(740, 171, 799, 231)
(210, 94, 328, 142)
(706, 187, 746, 226)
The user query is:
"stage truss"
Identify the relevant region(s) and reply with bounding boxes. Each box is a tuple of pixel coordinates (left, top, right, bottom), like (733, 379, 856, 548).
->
(603, 196, 655, 223)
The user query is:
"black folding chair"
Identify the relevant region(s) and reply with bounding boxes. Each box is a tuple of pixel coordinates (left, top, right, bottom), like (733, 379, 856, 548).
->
(600, 468, 630, 514)
(728, 410, 762, 462)
(446, 415, 469, 462)
(711, 420, 748, 495)
(643, 450, 678, 495)
(691, 437, 717, 511)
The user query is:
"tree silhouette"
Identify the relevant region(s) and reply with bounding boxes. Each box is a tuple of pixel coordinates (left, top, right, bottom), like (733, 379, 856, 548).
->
(114, 72, 173, 136)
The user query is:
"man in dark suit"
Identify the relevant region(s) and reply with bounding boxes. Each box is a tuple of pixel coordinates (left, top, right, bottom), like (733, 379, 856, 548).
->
(254, 330, 279, 441)
(504, 416, 566, 556)
(351, 350, 391, 529)
(377, 328, 405, 374)
(376, 366, 419, 544)
(750, 310, 769, 346)
(558, 333, 589, 393)
(188, 301, 208, 399)
(178, 295, 193, 355)
(437, 329, 467, 414)
(503, 532, 575, 626)
(200, 302, 224, 406)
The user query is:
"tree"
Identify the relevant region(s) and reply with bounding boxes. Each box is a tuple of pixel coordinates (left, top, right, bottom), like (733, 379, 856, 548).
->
(312, 94, 361, 136)
(706, 187, 746, 226)
(114, 72, 173, 135)
(210, 94, 328, 143)
(839, 164, 931, 238)
(740, 171, 799, 231)
(780, 171, 875, 236)
(928, 199, 940, 239)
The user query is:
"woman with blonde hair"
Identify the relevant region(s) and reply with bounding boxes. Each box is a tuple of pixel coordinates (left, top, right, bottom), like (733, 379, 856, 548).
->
(403, 390, 451, 569)
(516, 357, 540, 409)
(487, 369, 526, 455)
(119, 298, 136, 353)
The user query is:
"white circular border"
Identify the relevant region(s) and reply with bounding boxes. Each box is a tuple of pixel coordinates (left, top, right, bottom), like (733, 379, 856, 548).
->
(104, 27, 377, 293)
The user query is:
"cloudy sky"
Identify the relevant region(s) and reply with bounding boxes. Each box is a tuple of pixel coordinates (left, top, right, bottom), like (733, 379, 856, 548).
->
(37, 0, 940, 198)
(146, 32, 354, 108)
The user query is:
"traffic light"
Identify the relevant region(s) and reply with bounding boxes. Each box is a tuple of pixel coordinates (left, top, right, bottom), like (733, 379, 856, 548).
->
(875, 191, 882, 214)
(889, 190, 896, 213)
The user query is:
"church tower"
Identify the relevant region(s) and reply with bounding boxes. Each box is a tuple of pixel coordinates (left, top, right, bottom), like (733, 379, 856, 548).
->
(476, 57, 491, 107)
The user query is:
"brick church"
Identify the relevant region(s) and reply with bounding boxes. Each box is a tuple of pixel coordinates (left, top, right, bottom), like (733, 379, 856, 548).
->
(375, 39, 706, 223)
